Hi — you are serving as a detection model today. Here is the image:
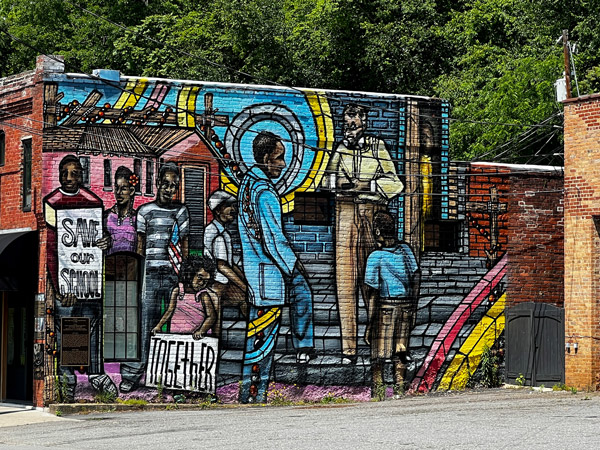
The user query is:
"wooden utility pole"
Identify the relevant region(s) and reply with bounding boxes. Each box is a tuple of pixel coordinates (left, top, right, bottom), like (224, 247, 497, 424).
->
(563, 29, 572, 100)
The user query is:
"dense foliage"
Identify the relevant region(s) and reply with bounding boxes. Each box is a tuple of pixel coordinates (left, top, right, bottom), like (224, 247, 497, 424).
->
(1, 0, 597, 162)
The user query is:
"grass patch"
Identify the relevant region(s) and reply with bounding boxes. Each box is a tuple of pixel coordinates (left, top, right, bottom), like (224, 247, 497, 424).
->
(94, 389, 117, 404)
(320, 392, 351, 404)
(117, 398, 148, 406)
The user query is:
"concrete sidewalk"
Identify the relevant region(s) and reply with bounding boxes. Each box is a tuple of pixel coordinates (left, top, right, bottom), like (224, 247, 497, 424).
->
(0, 403, 71, 428)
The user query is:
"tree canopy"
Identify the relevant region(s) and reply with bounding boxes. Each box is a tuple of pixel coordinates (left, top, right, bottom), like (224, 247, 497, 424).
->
(1, 0, 597, 163)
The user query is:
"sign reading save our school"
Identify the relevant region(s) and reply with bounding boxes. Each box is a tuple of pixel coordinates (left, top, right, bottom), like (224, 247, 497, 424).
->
(146, 334, 218, 394)
(57, 208, 103, 300)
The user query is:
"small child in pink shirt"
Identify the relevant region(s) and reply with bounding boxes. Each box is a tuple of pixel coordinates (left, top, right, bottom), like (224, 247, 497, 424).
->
(153, 256, 218, 339)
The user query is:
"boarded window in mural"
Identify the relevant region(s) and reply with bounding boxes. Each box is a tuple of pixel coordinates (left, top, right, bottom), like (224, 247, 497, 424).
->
(293, 191, 333, 225)
(145, 160, 154, 195)
(424, 220, 461, 252)
(182, 165, 206, 251)
(103, 159, 112, 189)
(133, 158, 142, 194)
(79, 156, 90, 187)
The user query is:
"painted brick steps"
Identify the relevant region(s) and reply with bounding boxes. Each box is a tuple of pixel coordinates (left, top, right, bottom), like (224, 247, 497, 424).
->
(216, 255, 490, 389)
(217, 348, 380, 388)
(217, 302, 372, 387)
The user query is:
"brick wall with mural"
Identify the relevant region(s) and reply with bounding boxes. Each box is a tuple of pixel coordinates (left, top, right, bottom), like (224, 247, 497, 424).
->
(0, 60, 565, 405)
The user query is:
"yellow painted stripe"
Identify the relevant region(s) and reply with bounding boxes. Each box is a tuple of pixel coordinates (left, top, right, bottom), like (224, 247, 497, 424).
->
(281, 91, 334, 214)
(438, 294, 506, 390)
(186, 87, 200, 126)
(176, 87, 190, 127)
(247, 308, 282, 337)
(114, 79, 148, 110)
(420, 155, 433, 252)
(112, 80, 137, 110)
(219, 90, 333, 213)
(105, 79, 148, 123)
(177, 86, 200, 127)
(300, 90, 334, 191)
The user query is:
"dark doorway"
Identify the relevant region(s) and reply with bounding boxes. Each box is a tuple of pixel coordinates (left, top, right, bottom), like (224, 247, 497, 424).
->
(2, 292, 34, 402)
(0, 231, 38, 403)
(506, 302, 564, 386)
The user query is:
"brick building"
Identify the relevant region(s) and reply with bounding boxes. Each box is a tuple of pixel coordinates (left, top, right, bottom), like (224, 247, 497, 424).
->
(0, 56, 565, 406)
(563, 93, 600, 390)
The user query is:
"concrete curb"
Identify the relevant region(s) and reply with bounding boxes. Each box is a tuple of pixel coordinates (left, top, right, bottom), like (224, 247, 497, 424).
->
(47, 402, 253, 415)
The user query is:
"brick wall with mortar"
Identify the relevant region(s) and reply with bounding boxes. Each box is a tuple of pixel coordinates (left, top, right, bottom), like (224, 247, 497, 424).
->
(506, 170, 564, 308)
(467, 164, 511, 260)
(0, 56, 59, 407)
(563, 94, 600, 390)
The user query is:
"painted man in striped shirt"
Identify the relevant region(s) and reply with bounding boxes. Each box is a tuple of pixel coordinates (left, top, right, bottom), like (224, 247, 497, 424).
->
(119, 161, 190, 393)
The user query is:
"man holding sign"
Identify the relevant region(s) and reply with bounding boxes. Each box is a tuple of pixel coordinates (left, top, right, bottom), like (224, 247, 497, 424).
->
(44, 155, 116, 400)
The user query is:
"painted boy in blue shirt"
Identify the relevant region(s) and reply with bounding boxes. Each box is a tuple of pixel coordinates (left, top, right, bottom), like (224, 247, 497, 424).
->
(364, 211, 420, 394)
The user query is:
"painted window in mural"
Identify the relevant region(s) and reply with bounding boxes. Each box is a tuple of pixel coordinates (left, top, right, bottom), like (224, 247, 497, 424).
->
(79, 156, 90, 187)
(133, 158, 142, 194)
(424, 220, 461, 252)
(182, 164, 206, 251)
(145, 160, 154, 195)
(21, 137, 32, 211)
(293, 191, 333, 225)
(104, 253, 140, 360)
(103, 159, 112, 189)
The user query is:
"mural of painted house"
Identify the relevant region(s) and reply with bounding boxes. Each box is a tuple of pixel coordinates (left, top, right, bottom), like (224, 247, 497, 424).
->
(0, 56, 564, 406)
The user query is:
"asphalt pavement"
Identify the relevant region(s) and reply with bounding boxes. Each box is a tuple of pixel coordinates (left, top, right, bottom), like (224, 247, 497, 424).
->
(1, 388, 599, 449)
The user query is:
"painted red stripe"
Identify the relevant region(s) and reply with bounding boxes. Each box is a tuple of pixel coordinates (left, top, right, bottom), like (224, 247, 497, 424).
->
(410, 254, 508, 392)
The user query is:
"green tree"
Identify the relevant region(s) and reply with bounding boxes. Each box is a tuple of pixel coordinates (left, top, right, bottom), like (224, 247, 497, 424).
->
(4, 0, 600, 162)
(434, 0, 571, 161)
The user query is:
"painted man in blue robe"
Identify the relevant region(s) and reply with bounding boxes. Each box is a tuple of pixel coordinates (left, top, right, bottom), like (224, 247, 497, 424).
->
(238, 130, 315, 403)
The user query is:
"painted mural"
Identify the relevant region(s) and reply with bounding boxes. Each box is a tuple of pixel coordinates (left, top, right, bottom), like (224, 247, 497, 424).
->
(40, 73, 506, 403)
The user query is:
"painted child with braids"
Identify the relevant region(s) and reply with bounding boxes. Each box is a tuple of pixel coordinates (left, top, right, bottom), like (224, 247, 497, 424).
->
(152, 255, 218, 339)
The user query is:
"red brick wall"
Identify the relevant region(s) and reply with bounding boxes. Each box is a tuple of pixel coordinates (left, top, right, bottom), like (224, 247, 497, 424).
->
(0, 62, 47, 407)
(506, 172, 564, 308)
(0, 70, 44, 231)
(467, 164, 510, 260)
(563, 94, 600, 389)
(467, 163, 564, 308)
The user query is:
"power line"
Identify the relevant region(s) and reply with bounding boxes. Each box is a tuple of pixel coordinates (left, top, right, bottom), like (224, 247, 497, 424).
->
(0, 121, 566, 200)
(1, 108, 564, 185)
(470, 112, 563, 162)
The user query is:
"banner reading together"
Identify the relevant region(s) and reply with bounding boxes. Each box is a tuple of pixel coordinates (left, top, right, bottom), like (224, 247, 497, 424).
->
(146, 334, 218, 393)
